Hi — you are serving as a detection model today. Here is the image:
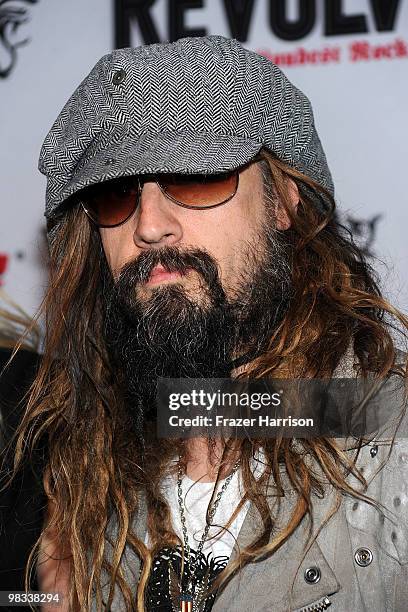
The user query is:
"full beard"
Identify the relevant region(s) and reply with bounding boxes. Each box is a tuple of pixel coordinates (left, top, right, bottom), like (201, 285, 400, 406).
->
(101, 225, 293, 434)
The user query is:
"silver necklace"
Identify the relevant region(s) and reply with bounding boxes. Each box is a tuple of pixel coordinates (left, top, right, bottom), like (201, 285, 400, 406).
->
(169, 459, 241, 612)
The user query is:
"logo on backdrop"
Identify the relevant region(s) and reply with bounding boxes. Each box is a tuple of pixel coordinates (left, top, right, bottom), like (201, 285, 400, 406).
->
(115, 0, 402, 48)
(345, 213, 382, 257)
(0, 0, 39, 79)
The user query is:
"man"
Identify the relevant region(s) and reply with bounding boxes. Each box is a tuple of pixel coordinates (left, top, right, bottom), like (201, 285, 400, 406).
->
(2, 35, 407, 611)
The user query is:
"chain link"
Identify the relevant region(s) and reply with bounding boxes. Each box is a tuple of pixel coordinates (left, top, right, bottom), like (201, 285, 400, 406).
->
(177, 459, 241, 594)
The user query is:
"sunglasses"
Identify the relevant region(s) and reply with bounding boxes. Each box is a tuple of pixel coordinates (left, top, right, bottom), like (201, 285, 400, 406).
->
(80, 170, 240, 228)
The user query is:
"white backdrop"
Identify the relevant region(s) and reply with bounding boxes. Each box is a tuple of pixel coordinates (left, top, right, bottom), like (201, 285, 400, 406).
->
(1, 0, 407, 318)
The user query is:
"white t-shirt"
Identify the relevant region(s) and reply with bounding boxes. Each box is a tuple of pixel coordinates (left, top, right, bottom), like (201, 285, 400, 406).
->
(145, 451, 266, 560)
(156, 468, 248, 560)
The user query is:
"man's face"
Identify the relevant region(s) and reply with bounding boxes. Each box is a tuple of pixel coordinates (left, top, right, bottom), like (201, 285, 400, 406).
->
(98, 157, 295, 426)
(100, 161, 267, 303)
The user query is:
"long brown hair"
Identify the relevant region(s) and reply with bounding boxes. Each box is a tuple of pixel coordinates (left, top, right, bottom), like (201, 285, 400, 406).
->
(2, 149, 407, 611)
(0, 288, 40, 351)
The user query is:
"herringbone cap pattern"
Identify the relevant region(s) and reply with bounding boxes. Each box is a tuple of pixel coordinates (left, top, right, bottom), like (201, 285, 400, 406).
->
(39, 35, 334, 220)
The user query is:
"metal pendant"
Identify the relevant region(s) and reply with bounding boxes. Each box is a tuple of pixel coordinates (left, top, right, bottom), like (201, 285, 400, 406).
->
(169, 562, 211, 612)
(180, 593, 193, 612)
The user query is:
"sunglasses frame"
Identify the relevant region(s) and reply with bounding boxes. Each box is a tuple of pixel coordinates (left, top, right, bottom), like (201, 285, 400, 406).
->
(80, 154, 263, 229)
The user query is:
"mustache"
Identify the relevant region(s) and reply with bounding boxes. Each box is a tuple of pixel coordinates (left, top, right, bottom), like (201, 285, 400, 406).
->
(114, 246, 228, 305)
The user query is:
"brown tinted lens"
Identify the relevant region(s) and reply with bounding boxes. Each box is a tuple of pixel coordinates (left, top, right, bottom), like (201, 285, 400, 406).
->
(159, 172, 238, 207)
(83, 178, 139, 226)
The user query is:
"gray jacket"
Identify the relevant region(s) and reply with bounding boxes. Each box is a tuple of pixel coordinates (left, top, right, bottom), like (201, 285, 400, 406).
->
(98, 350, 408, 612)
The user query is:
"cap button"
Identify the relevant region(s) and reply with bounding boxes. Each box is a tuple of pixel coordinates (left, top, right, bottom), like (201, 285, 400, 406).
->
(113, 68, 126, 85)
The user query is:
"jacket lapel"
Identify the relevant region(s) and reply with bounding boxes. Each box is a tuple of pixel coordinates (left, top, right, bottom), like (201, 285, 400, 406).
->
(211, 469, 341, 611)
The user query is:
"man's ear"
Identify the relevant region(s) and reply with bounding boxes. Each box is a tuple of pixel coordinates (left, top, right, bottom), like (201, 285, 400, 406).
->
(276, 178, 300, 230)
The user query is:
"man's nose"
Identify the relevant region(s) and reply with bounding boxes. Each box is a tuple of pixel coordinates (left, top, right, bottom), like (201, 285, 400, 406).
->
(133, 181, 183, 248)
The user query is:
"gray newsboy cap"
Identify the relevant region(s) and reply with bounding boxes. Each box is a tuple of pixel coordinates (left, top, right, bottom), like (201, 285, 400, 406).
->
(39, 35, 334, 221)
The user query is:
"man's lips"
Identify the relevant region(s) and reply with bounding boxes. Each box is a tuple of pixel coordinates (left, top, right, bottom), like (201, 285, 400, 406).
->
(145, 265, 189, 285)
